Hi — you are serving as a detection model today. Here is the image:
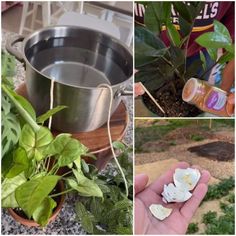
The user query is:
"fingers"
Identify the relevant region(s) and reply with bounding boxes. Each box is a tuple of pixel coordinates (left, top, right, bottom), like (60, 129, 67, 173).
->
(135, 174, 149, 194)
(180, 183, 208, 222)
(149, 162, 189, 194)
(226, 93, 235, 116)
(135, 82, 145, 97)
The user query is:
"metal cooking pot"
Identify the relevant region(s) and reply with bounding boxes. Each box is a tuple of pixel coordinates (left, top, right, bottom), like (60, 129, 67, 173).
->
(6, 26, 133, 132)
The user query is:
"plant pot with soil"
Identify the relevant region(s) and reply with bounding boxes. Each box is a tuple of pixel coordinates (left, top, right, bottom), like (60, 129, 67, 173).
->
(135, 2, 234, 117)
(7, 181, 65, 227)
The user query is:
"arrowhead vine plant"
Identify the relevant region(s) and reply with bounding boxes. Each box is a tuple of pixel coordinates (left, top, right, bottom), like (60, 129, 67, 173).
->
(135, 2, 234, 117)
(1, 52, 105, 227)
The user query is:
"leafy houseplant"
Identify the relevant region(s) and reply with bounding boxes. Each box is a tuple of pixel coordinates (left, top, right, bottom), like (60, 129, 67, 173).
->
(1, 52, 103, 227)
(135, 2, 234, 117)
(75, 142, 133, 234)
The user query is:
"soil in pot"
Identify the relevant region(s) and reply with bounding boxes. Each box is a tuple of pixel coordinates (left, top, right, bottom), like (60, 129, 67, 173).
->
(8, 181, 65, 227)
(142, 80, 201, 117)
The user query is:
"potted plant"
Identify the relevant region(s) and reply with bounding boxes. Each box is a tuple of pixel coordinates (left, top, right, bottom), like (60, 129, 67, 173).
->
(135, 2, 234, 117)
(1, 52, 103, 227)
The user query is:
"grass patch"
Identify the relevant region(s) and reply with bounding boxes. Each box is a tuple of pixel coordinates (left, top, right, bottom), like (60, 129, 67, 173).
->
(135, 120, 190, 153)
(190, 134, 205, 141)
(203, 177, 235, 201)
(202, 204, 234, 234)
(200, 179, 235, 235)
(187, 223, 199, 234)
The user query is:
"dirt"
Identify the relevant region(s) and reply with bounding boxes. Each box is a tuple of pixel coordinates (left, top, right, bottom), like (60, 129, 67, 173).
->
(142, 84, 201, 117)
(188, 141, 234, 161)
(138, 125, 234, 154)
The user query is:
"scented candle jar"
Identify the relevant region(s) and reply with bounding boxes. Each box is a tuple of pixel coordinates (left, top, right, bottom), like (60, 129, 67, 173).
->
(182, 78, 233, 117)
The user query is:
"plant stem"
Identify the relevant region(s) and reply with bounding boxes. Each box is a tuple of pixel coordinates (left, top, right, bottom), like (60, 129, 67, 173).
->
(48, 163, 58, 175)
(1, 84, 40, 132)
(161, 57, 184, 82)
(49, 188, 73, 198)
(61, 171, 73, 177)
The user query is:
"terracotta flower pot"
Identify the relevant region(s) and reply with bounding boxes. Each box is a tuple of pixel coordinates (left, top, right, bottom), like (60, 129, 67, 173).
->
(8, 181, 65, 227)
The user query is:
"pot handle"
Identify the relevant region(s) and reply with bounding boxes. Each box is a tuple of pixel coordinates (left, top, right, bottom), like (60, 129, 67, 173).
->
(6, 35, 25, 62)
(121, 90, 133, 96)
(114, 89, 133, 98)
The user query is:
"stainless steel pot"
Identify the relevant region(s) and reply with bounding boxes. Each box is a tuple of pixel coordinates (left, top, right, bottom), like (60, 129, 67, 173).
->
(6, 26, 133, 132)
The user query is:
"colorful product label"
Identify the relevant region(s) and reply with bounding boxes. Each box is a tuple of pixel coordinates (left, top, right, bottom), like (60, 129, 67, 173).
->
(206, 90, 227, 111)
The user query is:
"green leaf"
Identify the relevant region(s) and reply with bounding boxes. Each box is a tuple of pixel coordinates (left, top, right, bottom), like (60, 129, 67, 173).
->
(213, 20, 231, 42)
(45, 133, 87, 167)
(6, 147, 29, 178)
(135, 26, 167, 67)
(15, 175, 60, 218)
(217, 51, 234, 64)
(95, 179, 111, 194)
(112, 141, 126, 151)
(199, 51, 207, 71)
(90, 197, 103, 219)
(19, 124, 53, 161)
(166, 20, 181, 47)
(179, 16, 192, 38)
(74, 156, 81, 170)
(2, 150, 14, 177)
(36, 106, 67, 124)
(2, 173, 26, 208)
(7, 89, 36, 121)
(173, 2, 192, 23)
(1, 112, 21, 158)
(32, 197, 57, 227)
(135, 26, 166, 50)
(207, 48, 218, 61)
(1, 95, 11, 115)
(81, 159, 89, 173)
(3, 88, 36, 120)
(1, 52, 16, 78)
(67, 169, 103, 198)
(75, 202, 94, 234)
(185, 60, 203, 80)
(195, 21, 234, 54)
(144, 3, 161, 34)
(196, 32, 231, 49)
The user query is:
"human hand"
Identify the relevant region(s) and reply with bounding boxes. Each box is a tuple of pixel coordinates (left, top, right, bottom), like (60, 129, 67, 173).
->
(135, 162, 211, 235)
(221, 59, 235, 92)
(135, 82, 145, 97)
(226, 93, 235, 116)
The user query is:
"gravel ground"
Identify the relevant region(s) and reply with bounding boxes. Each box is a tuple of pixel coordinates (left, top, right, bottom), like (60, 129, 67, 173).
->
(2, 31, 133, 235)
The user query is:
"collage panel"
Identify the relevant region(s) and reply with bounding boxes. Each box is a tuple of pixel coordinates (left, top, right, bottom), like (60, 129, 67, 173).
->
(134, 1, 234, 118)
(134, 119, 235, 234)
(134, 0, 235, 235)
(1, 0, 236, 236)
(1, 1, 133, 235)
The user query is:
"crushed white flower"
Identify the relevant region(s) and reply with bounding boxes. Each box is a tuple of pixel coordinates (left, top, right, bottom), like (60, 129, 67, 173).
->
(149, 204, 173, 220)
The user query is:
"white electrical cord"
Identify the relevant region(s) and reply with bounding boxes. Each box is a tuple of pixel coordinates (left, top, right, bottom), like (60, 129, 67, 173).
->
(98, 84, 129, 197)
(48, 78, 55, 130)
